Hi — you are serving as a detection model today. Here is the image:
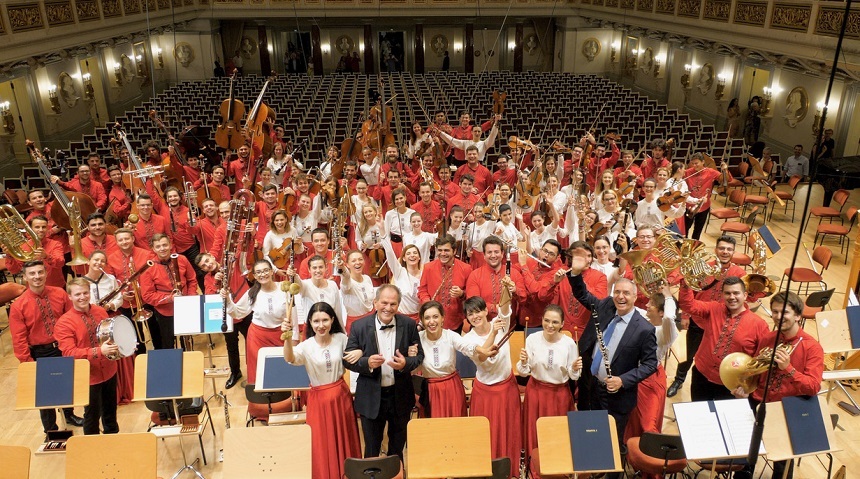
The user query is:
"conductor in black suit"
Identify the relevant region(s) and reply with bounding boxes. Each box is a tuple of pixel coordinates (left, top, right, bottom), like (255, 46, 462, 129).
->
(568, 254, 657, 474)
(344, 284, 424, 459)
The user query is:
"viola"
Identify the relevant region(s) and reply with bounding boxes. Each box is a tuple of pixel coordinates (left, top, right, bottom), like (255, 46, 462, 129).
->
(214, 73, 246, 150)
(516, 166, 542, 210)
(268, 236, 298, 269)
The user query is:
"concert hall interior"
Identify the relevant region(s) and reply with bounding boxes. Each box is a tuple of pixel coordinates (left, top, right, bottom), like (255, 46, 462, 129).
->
(2, 0, 860, 478)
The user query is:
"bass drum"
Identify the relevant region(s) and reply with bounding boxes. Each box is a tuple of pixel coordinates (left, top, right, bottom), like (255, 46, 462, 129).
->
(96, 315, 138, 359)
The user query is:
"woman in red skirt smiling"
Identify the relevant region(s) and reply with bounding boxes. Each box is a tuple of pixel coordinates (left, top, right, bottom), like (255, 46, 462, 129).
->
(414, 301, 469, 417)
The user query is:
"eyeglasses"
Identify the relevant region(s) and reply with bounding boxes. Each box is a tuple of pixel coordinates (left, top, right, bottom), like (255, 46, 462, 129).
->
(540, 248, 558, 257)
(254, 268, 272, 276)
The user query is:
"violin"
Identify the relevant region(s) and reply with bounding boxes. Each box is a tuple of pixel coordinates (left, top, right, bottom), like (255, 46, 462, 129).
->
(493, 90, 507, 116)
(516, 165, 542, 210)
(369, 230, 389, 279)
(604, 132, 622, 142)
(550, 140, 571, 153)
(508, 136, 537, 151)
(268, 237, 299, 269)
(656, 190, 688, 212)
(618, 173, 638, 197)
(214, 73, 246, 150)
(149, 110, 187, 191)
(421, 165, 441, 192)
(454, 222, 470, 262)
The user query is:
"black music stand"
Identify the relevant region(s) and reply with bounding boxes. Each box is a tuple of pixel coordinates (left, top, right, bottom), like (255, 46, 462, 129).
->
(344, 455, 401, 479)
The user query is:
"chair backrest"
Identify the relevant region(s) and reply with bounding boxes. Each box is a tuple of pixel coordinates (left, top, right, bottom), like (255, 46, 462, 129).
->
(344, 455, 402, 479)
(0, 445, 30, 479)
(805, 288, 835, 308)
(833, 189, 850, 209)
(638, 432, 687, 461)
(845, 206, 859, 228)
(737, 161, 749, 176)
(788, 175, 802, 190)
(729, 188, 746, 207)
(489, 457, 512, 479)
(66, 433, 157, 479)
(812, 246, 833, 271)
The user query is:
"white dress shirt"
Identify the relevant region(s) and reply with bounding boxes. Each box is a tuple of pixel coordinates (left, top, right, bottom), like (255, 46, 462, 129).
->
(375, 316, 397, 387)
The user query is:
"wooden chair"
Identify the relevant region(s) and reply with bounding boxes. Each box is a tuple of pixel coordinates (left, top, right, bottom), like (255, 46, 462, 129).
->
(780, 246, 832, 295)
(769, 175, 802, 221)
(0, 444, 30, 479)
(815, 206, 858, 263)
(806, 189, 849, 232)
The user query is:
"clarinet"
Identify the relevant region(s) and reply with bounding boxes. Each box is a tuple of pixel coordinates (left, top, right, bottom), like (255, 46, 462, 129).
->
(519, 448, 529, 478)
(593, 308, 614, 384)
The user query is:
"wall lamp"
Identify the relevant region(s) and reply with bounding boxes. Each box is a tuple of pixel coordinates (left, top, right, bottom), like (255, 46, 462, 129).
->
(48, 85, 61, 113)
(0, 101, 14, 133)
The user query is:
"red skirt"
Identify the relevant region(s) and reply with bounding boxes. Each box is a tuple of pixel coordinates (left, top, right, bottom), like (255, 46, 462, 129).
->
(624, 363, 667, 443)
(307, 379, 361, 479)
(426, 371, 467, 418)
(523, 378, 574, 478)
(115, 355, 135, 406)
(471, 374, 522, 478)
(345, 313, 373, 333)
(398, 311, 419, 323)
(246, 323, 283, 384)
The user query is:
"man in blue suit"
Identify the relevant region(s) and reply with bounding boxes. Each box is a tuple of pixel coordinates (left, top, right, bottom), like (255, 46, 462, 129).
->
(344, 284, 424, 460)
(568, 254, 658, 477)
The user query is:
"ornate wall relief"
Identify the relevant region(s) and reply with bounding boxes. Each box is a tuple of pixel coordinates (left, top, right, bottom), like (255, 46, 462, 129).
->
(815, 8, 860, 38)
(697, 63, 714, 94)
(76, 0, 101, 21)
(783, 86, 808, 128)
(240, 37, 257, 59)
(45, 1, 75, 26)
(581, 38, 600, 62)
(771, 4, 811, 32)
(58, 71, 81, 108)
(637, 0, 653, 12)
(733, 1, 766, 27)
(174, 42, 195, 67)
(8, 3, 44, 32)
(124, 0, 141, 14)
(703, 0, 730, 21)
(656, 0, 676, 14)
(678, 0, 700, 18)
(430, 34, 448, 56)
(103, 0, 123, 17)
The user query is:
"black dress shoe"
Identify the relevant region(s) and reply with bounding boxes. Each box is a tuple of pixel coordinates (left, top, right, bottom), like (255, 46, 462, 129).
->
(225, 372, 243, 390)
(64, 413, 84, 427)
(667, 378, 684, 398)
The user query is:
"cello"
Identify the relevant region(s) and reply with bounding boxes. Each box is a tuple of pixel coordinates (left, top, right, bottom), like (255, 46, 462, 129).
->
(368, 230, 389, 279)
(214, 73, 246, 151)
(243, 76, 274, 187)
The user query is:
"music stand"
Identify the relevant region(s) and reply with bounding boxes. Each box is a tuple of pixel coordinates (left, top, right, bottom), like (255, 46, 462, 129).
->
(65, 432, 157, 479)
(15, 358, 89, 454)
(535, 415, 622, 477)
(762, 396, 841, 479)
(133, 350, 208, 479)
(815, 308, 860, 413)
(174, 294, 233, 407)
(223, 424, 311, 478)
(406, 416, 493, 479)
(254, 346, 310, 424)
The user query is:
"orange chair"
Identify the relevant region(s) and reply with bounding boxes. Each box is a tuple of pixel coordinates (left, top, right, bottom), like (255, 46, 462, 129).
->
(780, 246, 832, 295)
(731, 251, 752, 270)
(815, 206, 858, 263)
(770, 175, 802, 221)
(626, 433, 688, 478)
(806, 189, 849, 232)
(719, 206, 759, 253)
(706, 189, 744, 231)
(721, 162, 748, 205)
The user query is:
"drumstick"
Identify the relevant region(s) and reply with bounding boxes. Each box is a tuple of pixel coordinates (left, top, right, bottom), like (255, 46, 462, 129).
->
(496, 327, 516, 348)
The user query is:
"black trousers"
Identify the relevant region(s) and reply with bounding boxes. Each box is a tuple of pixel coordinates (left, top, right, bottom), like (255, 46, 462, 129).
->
(674, 321, 704, 382)
(684, 207, 710, 240)
(29, 344, 75, 433)
(83, 374, 119, 435)
(225, 314, 251, 376)
(152, 310, 175, 350)
(691, 366, 735, 402)
(359, 386, 410, 460)
(576, 354, 599, 412)
(596, 381, 630, 479)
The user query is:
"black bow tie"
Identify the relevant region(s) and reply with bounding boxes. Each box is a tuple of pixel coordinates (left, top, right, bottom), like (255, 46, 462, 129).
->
(379, 324, 395, 331)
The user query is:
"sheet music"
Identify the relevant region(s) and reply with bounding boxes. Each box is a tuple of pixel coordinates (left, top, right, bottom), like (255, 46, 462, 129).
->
(715, 399, 765, 456)
(849, 289, 858, 307)
(673, 402, 728, 459)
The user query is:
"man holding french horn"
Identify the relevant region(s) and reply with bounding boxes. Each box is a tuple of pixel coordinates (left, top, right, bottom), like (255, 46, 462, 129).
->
(54, 278, 120, 435)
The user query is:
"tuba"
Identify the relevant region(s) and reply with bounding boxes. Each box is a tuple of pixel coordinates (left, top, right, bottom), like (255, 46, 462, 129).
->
(619, 249, 667, 295)
(0, 204, 41, 261)
(719, 340, 802, 393)
(677, 238, 722, 291)
(742, 229, 777, 296)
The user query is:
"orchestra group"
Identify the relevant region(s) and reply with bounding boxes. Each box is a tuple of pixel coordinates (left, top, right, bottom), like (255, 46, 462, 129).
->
(6, 101, 826, 479)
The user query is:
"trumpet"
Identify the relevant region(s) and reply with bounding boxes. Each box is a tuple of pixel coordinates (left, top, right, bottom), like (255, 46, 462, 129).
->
(0, 204, 41, 262)
(719, 339, 802, 393)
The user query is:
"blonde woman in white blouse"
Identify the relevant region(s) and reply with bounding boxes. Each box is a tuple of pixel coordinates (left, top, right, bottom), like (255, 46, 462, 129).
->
(414, 301, 472, 417)
(339, 250, 376, 332)
(262, 210, 303, 278)
(517, 304, 582, 476)
(83, 250, 123, 312)
(380, 234, 423, 321)
(286, 255, 344, 337)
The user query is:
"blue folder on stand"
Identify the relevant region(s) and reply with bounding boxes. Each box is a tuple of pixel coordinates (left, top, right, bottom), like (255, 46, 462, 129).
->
(35, 357, 74, 407)
(261, 356, 311, 390)
(846, 306, 860, 349)
(146, 349, 184, 399)
(567, 410, 616, 472)
(782, 396, 830, 455)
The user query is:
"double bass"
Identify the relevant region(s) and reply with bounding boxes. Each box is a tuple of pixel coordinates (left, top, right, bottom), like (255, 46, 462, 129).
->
(214, 73, 246, 151)
(28, 141, 97, 231)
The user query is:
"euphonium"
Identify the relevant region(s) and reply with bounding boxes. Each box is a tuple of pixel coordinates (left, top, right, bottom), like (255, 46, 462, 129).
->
(677, 238, 722, 291)
(619, 248, 666, 295)
(0, 204, 41, 261)
(66, 196, 89, 266)
(742, 229, 777, 296)
(719, 340, 802, 393)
